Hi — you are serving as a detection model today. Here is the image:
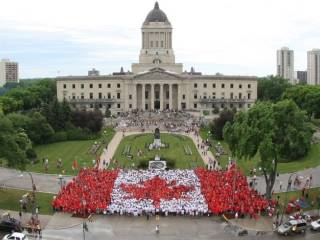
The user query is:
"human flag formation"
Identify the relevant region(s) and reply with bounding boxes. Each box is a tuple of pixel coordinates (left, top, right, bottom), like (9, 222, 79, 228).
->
(52, 167, 269, 217)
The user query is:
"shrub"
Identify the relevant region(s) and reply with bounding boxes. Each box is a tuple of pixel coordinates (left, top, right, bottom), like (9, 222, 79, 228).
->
(50, 131, 68, 142)
(203, 110, 210, 116)
(138, 159, 148, 169)
(212, 107, 220, 114)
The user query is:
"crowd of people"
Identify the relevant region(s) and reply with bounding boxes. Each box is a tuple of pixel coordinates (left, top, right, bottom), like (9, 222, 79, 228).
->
(116, 110, 200, 133)
(52, 167, 270, 218)
(52, 169, 119, 214)
(195, 166, 269, 217)
(108, 169, 208, 216)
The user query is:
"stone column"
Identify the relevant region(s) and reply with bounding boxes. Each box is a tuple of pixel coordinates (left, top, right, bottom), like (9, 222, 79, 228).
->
(151, 84, 154, 110)
(133, 84, 137, 109)
(177, 84, 182, 110)
(169, 84, 173, 110)
(160, 84, 163, 110)
(142, 84, 145, 111)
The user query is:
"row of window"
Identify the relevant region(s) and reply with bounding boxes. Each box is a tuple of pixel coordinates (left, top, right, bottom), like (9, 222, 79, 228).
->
(193, 92, 251, 99)
(68, 92, 126, 100)
(63, 83, 121, 89)
(194, 83, 251, 89)
(193, 103, 251, 109)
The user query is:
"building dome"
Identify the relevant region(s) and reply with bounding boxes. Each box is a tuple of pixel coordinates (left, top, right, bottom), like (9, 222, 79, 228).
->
(144, 2, 170, 24)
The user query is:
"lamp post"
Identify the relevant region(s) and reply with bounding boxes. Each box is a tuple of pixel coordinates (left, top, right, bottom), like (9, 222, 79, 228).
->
(82, 199, 87, 240)
(279, 172, 297, 226)
(58, 175, 64, 190)
(20, 172, 38, 220)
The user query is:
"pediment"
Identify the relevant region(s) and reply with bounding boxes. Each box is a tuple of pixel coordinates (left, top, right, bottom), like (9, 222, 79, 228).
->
(133, 68, 181, 80)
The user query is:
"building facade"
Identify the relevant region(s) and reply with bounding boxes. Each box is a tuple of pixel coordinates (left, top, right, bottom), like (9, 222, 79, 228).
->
(307, 49, 320, 85)
(57, 2, 257, 114)
(277, 47, 294, 84)
(295, 71, 307, 84)
(0, 59, 19, 87)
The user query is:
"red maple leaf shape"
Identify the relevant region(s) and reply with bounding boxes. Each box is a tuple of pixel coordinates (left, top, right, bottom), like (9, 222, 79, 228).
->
(120, 176, 194, 208)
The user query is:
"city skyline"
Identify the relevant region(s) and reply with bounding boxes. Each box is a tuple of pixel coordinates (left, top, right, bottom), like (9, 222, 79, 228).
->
(0, 0, 320, 78)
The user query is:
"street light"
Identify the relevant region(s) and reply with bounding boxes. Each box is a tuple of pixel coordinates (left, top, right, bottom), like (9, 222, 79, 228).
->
(58, 175, 64, 191)
(21, 172, 38, 220)
(279, 172, 297, 226)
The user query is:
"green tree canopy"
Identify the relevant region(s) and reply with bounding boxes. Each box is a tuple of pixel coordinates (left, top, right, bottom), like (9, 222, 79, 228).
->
(258, 76, 292, 102)
(282, 84, 320, 118)
(210, 109, 235, 140)
(223, 100, 313, 199)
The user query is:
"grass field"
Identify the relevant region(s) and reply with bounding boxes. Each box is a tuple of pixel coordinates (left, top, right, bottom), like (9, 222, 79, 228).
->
(273, 187, 320, 211)
(0, 188, 54, 215)
(200, 128, 320, 175)
(26, 127, 115, 175)
(111, 133, 204, 169)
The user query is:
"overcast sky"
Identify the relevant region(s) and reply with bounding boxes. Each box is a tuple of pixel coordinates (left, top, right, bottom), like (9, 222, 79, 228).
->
(0, 0, 319, 78)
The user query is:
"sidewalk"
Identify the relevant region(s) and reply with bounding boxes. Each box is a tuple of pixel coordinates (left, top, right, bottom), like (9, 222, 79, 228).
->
(0, 209, 52, 230)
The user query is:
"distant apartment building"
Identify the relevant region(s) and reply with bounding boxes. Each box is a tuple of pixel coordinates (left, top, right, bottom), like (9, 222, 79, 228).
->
(307, 49, 320, 85)
(88, 68, 100, 76)
(295, 71, 307, 84)
(277, 47, 294, 84)
(0, 59, 19, 87)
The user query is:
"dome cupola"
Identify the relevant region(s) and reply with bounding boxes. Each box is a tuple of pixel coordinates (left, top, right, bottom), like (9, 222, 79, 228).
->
(144, 2, 170, 24)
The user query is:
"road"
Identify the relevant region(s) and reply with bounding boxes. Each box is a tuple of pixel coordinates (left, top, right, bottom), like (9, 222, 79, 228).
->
(41, 215, 320, 240)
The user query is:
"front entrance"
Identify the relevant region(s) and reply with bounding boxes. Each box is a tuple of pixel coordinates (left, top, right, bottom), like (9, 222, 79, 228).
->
(154, 100, 160, 110)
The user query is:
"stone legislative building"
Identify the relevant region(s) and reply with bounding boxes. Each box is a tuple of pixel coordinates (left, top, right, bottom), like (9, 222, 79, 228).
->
(57, 2, 257, 114)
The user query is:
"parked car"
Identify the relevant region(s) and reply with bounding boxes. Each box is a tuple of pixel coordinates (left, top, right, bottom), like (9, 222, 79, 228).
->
(289, 213, 312, 222)
(311, 219, 320, 231)
(2, 232, 28, 240)
(277, 219, 307, 235)
(0, 218, 23, 233)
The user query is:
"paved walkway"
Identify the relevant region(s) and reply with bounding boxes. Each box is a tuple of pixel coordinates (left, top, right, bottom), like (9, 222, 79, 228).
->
(0, 167, 73, 194)
(254, 166, 320, 194)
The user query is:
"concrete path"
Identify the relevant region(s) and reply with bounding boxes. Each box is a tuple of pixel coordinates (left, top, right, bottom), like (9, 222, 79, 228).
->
(0, 167, 73, 194)
(98, 131, 123, 169)
(253, 166, 320, 194)
(0, 209, 52, 230)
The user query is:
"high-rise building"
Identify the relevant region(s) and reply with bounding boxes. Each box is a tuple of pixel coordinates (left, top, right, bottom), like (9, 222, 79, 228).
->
(0, 59, 19, 87)
(295, 71, 307, 84)
(307, 49, 320, 85)
(88, 68, 100, 76)
(277, 47, 294, 84)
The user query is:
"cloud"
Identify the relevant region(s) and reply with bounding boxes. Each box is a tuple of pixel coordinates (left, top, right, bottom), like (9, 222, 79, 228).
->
(0, 0, 319, 78)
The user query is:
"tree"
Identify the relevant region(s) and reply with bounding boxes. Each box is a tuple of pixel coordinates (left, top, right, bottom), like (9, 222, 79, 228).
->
(223, 100, 313, 199)
(283, 85, 320, 118)
(258, 76, 292, 102)
(72, 110, 103, 133)
(7, 112, 55, 144)
(0, 96, 23, 114)
(0, 116, 29, 168)
(210, 109, 235, 140)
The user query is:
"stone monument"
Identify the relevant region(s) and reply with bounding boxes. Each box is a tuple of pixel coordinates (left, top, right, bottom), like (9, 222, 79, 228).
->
(149, 128, 164, 149)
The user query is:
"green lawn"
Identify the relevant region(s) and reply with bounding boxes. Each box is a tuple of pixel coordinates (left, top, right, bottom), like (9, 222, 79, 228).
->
(200, 128, 320, 175)
(0, 188, 54, 215)
(273, 187, 320, 211)
(26, 127, 115, 175)
(111, 133, 204, 169)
